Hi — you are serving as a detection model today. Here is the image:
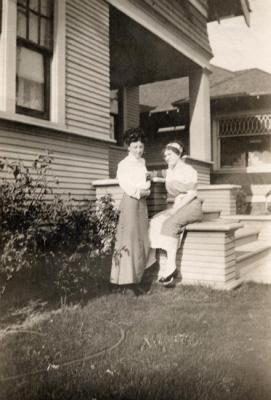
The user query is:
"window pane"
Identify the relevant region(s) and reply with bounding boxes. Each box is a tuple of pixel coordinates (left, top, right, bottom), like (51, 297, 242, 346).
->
(221, 137, 247, 168)
(221, 135, 271, 168)
(29, 0, 39, 12)
(247, 136, 271, 166)
(40, 17, 52, 49)
(40, 0, 53, 17)
(16, 47, 44, 112)
(17, 6, 27, 38)
(29, 12, 39, 43)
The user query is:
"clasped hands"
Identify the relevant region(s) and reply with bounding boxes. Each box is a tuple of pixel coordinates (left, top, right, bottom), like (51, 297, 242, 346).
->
(139, 188, 151, 198)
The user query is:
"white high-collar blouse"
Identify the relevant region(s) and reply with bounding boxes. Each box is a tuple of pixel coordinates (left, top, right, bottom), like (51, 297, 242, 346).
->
(117, 153, 150, 199)
(166, 159, 198, 205)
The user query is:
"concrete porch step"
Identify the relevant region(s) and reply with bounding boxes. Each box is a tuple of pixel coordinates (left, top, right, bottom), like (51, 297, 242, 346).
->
(234, 227, 260, 247)
(236, 242, 271, 280)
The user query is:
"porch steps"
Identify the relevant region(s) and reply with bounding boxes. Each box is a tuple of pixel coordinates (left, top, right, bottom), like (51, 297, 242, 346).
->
(232, 220, 271, 284)
(234, 227, 260, 247)
(235, 242, 271, 282)
(175, 216, 271, 289)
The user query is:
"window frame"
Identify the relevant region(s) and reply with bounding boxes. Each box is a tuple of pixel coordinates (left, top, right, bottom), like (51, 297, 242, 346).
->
(213, 112, 271, 172)
(0, 0, 65, 126)
(16, 0, 54, 120)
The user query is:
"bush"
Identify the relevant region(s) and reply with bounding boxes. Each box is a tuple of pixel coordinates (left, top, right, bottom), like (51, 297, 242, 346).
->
(0, 156, 119, 298)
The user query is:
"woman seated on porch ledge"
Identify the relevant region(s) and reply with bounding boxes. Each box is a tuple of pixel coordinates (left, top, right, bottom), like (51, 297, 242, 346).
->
(111, 127, 155, 293)
(149, 141, 203, 287)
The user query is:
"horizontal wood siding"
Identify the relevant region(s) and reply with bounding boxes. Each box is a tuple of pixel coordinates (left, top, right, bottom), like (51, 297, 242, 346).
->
(66, 0, 110, 139)
(109, 146, 126, 178)
(0, 125, 109, 201)
(126, 87, 140, 129)
(142, 0, 211, 55)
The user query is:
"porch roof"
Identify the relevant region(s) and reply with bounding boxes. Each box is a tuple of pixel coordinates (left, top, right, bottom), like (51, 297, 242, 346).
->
(208, 0, 251, 27)
(110, 6, 199, 89)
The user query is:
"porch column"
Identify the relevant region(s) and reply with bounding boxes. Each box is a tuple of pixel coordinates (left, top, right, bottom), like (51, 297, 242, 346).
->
(189, 68, 211, 162)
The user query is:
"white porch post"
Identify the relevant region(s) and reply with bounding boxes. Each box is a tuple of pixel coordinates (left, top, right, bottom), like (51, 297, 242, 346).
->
(189, 68, 211, 162)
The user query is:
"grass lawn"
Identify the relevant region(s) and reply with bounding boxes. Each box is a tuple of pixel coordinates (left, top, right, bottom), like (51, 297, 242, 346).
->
(0, 278, 271, 400)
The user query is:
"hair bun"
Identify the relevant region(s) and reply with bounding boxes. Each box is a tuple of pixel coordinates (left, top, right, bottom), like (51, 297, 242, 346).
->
(124, 127, 145, 145)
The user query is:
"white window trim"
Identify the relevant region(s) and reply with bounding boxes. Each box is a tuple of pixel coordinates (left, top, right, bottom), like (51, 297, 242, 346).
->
(0, 0, 66, 127)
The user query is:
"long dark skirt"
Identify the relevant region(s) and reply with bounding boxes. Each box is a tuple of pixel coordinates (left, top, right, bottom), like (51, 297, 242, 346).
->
(111, 194, 153, 285)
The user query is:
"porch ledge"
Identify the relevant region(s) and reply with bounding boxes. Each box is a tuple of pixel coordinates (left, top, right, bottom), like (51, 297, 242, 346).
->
(186, 221, 242, 232)
(92, 179, 241, 192)
(198, 184, 241, 190)
(222, 215, 271, 221)
(92, 177, 165, 186)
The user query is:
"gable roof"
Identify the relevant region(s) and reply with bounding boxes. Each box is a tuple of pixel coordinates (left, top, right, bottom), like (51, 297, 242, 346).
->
(210, 68, 271, 99)
(139, 66, 271, 113)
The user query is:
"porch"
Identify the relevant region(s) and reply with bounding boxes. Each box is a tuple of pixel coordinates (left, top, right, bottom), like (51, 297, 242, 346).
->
(93, 178, 271, 289)
(108, 1, 212, 170)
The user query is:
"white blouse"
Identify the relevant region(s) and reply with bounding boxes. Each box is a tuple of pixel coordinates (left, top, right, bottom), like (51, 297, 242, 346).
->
(117, 153, 150, 199)
(166, 159, 198, 204)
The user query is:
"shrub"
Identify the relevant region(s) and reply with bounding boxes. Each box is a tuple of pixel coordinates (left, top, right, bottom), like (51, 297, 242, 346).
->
(0, 156, 119, 298)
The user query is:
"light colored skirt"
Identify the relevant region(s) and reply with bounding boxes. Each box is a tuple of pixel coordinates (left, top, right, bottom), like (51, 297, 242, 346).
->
(111, 194, 155, 285)
(149, 198, 203, 252)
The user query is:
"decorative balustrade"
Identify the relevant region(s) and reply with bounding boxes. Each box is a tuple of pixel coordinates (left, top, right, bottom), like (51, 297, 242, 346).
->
(219, 113, 271, 137)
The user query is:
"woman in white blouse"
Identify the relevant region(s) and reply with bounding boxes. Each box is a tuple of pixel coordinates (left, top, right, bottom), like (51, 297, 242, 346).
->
(111, 128, 155, 289)
(149, 141, 203, 286)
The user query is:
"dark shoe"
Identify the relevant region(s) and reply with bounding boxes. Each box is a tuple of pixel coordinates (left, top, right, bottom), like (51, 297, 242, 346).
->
(163, 277, 175, 287)
(158, 270, 177, 286)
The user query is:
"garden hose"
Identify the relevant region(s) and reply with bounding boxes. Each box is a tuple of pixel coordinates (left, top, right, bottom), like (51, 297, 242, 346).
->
(0, 320, 125, 383)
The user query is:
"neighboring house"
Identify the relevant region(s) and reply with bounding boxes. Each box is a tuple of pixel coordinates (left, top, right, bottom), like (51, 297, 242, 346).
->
(139, 66, 271, 212)
(0, 0, 250, 201)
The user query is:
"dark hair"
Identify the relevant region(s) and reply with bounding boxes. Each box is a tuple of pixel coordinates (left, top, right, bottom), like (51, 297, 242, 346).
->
(123, 127, 145, 146)
(163, 140, 185, 157)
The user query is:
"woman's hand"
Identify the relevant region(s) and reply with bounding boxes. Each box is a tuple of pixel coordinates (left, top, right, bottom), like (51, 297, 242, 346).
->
(146, 171, 154, 181)
(139, 189, 151, 198)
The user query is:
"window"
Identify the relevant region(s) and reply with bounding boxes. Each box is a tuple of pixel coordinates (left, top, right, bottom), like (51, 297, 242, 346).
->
(218, 114, 271, 169)
(221, 135, 271, 168)
(16, 0, 53, 119)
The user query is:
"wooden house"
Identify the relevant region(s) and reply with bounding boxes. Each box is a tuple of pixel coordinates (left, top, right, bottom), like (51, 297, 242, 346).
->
(5, 1, 271, 289)
(0, 0, 250, 201)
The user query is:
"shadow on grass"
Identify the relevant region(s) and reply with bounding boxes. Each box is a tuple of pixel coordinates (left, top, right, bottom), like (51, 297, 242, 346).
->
(1, 359, 271, 400)
(0, 258, 159, 329)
